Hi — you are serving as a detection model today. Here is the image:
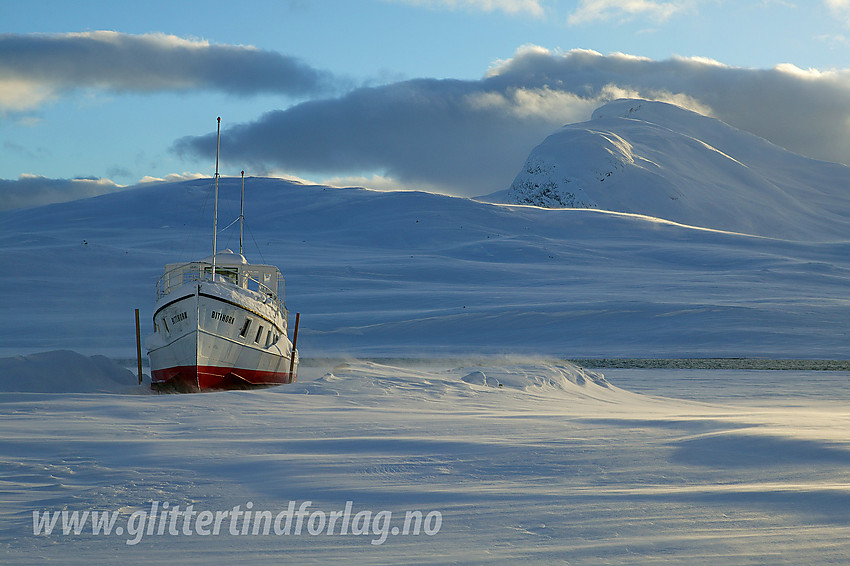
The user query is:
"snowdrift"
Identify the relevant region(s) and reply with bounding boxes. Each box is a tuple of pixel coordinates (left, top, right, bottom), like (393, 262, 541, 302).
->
(0, 350, 144, 393)
(507, 99, 850, 239)
(302, 359, 616, 402)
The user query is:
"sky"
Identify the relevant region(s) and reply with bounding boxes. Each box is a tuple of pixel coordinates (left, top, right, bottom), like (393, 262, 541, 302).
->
(2, 0, 850, 209)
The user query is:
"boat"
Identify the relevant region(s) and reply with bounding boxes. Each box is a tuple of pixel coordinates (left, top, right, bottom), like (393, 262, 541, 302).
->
(145, 118, 299, 392)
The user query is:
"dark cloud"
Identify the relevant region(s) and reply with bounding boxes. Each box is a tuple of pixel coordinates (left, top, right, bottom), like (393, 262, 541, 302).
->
(175, 77, 566, 195)
(0, 31, 340, 109)
(175, 47, 850, 196)
(0, 175, 125, 210)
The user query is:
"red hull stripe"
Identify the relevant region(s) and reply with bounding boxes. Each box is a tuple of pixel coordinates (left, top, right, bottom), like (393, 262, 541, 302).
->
(152, 365, 295, 392)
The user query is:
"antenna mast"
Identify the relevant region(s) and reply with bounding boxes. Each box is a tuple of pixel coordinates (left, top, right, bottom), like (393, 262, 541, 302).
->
(240, 170, 245, 256)
(212, 117, 221, 278)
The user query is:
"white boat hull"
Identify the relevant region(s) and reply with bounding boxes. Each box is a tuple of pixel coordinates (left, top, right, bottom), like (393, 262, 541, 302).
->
(146, 278, 297, 392)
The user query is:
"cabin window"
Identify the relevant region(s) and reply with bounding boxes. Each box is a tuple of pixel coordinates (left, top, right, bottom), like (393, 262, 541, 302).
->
(255, 325, 264, 343)
(239, 318, 252, 337)
(204, 266, 239, 285)
(161, 317, 170, 333)
(265, 330, 272, 348)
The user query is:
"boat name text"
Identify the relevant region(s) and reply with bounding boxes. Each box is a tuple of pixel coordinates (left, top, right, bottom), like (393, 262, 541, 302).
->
(211, 311, 235, 324)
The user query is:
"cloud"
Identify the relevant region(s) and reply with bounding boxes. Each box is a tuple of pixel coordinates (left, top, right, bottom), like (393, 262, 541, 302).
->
(0, 175, 127, 210)
(487, 48, 850, 167)
(568, 0, 694, 25)
(387, 0, 545, 16)
(0, 31, 341, 111)
(825, 0, 850, 23)
(0, 172, 220, 210)
(322, 173, 421, 192)
(137, 172, 207, 184)
(173, 47, 850, 197)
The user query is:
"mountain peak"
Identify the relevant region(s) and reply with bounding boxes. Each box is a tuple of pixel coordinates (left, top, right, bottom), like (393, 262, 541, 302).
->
(507, 98, 850, 239)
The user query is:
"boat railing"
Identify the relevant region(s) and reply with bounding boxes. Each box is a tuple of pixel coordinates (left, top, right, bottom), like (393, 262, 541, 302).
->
(242, 272, 285, 305)
(155, 261, 285, 307)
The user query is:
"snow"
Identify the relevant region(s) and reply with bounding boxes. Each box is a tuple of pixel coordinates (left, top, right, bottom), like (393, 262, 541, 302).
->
(1, 99, 850, 563)
(2, 357, 849, 563)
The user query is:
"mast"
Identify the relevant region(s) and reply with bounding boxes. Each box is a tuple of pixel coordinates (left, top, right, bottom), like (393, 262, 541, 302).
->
(240, 170, 245, 256)
(212, 117, 221, 278)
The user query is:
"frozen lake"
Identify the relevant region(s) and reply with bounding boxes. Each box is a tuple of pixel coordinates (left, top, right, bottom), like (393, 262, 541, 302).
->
(594, 366, 850, 403)
(2, 357, 848, 564)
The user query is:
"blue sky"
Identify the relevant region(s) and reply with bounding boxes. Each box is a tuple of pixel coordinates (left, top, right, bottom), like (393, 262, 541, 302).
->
(2, 0, 849, 208)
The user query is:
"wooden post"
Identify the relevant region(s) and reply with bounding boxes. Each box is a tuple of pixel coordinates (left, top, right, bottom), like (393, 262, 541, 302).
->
(135, 308, 143, 385)
(289, 312, 300, 382)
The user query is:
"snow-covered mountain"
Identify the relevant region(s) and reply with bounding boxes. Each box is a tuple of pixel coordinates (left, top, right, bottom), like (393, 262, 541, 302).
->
(507, 99, 850, 239)
(2, 176, 849, 359)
